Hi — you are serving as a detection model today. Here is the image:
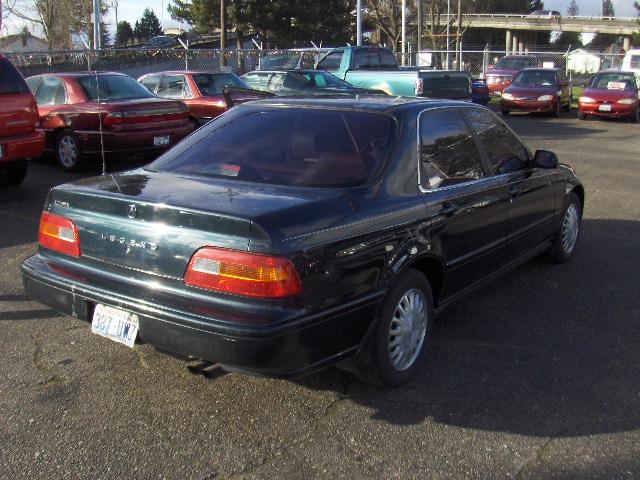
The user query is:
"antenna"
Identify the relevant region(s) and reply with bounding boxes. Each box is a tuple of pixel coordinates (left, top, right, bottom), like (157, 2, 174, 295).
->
(94, 69, 107, 175)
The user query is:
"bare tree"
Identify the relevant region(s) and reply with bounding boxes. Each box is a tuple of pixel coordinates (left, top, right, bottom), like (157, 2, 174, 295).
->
(6, 0, 72, 49)
(367, 0, 417, 51)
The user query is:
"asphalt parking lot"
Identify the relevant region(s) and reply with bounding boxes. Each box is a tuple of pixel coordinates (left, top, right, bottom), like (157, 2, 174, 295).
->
(1, 109, 639, 480)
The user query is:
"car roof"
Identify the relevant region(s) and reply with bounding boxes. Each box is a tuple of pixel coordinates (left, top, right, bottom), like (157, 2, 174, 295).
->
(233, 95, 472, 114)
(518, 68, 560, 72)
(141, 71, 237, 76)
(27, 71, 128, 79)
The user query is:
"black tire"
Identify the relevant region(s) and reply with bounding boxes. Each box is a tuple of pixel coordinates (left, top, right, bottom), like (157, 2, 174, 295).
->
(547, 192, 582, 263)
(630, 108, 639, 123)
(501, 109, 510, 116)
(0, 159, 28, 187)
(55, 130, 84, 171)
(357, 269, 434, 388)
(552, 100, 561, 118)
(578, 111, 587, 121)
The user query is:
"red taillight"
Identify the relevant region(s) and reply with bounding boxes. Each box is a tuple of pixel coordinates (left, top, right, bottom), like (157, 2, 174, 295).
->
(415, 78, 424, 95)
(184, 247, 302, 298)
(38, 212, 80, 257)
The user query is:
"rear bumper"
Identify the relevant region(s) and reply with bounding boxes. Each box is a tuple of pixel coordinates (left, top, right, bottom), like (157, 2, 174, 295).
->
(21, 253, 381, 378)
(0, 130, 45, 163)
(52, 124, 194, 157)
(579, 103, 637, 118)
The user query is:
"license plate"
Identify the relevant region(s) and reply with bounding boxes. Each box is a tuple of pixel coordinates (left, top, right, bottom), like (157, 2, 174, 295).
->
(153, 135, 170, 146)
(91, 304, 139, 348)
(599, 104, 613, 112)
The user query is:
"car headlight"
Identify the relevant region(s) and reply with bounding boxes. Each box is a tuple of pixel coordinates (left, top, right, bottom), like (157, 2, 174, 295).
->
(538, 95, 554, 102)
(617, 98, 637, 105)
(579, 96, 595, 103)
(501, 93, 514, 101)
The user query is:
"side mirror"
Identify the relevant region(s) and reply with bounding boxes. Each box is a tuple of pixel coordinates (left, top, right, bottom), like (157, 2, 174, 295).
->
(533, 150, 558, 169)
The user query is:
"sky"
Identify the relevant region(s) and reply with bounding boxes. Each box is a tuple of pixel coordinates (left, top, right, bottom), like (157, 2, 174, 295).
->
(1, 0, 638, 38)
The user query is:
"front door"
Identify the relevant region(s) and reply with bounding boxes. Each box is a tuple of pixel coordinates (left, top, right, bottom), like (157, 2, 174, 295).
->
(419, 107, 510, 297)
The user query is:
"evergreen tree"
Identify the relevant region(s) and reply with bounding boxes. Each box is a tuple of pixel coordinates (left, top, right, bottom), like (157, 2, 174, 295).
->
(602, 0, 614, 17)
(136, 8, 163, 41)
(567, 0, 579, 16)
(116, 20, 134, 46)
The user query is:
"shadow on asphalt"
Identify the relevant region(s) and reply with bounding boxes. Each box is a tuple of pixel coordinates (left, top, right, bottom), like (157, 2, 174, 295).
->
(297, 218, 640, 438)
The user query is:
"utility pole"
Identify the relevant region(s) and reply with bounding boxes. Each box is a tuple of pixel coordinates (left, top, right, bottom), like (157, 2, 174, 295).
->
(401, 0, 406, 65)
(356, 0, 362, 46)
(220, 0, 226, 50)
(456, 0, 461, 70)
(416, 0, 422, 55)
(446, 0, 450, 68)
(93, 0, 101, 50)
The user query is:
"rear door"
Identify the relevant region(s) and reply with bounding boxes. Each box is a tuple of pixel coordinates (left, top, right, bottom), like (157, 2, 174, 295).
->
(0, 57, 36, 138)
(419, 107, 509, 296)
(462, 108, 555, 261)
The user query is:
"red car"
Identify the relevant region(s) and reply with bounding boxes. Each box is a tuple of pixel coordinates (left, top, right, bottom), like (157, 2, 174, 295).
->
(484, 55, 542, 95)
(500, 68, 572, 117)
(0, 55, 45, 186)
(26, 72, 194, 171)
(138, 71, 254, 124)
(578, 70, 639, 122)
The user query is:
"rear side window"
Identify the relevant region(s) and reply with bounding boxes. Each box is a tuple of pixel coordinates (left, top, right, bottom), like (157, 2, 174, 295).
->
(193, 73, 247, 95)
(33, 76, 66, 105)
(380, 51, 398, 68)
(242, 73, 272, 91)
(157, 75, 190, 98)
(0, 58, 30, 95)
(268, 73, 308, 92)
(317, 51, 343, 71)
(148, 109, 394, 188)
(353, 49, 381, 69)
(463, 108, 529, 174)
(139, 74, 161, 93)
(420, 109, 485, 189)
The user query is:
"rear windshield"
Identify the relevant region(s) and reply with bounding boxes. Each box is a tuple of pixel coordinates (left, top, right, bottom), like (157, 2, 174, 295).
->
(494, 57, 538, 70)
(589, 72, 637, 90)
(193, 73, 248, 95)
(147, 108, 394, 188)
(512, 70, 557, 86)
(78, 75, 155, 101)
(0, 58, 30, 95)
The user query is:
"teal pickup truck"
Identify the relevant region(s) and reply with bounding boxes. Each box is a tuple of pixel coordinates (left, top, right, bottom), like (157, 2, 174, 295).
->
(316, 46, 473, 100)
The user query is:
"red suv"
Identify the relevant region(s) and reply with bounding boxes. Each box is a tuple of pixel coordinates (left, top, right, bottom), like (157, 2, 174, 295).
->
(0, 55, 44, 186)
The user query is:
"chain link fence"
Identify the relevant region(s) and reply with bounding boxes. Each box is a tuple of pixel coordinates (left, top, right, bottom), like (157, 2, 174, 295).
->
(6, 48, 331, 79)
(6, 47, 627, 86)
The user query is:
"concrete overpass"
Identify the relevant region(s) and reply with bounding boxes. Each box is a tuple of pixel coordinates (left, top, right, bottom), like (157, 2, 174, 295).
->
(430, 14, 639, 53)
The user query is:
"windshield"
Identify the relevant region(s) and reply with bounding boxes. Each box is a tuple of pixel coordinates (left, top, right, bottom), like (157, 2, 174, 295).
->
(512, 70, 557, 87)
(589, 73, 637, 90)
(193, 73, 248, 95)
(147, 108, 394, 188)
(78, 75, 156, 101)
(494, 57, 538, 70)
(298, 71, 350, 88)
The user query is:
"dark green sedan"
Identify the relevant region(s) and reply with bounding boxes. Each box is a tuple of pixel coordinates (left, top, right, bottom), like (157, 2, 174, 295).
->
(22, 97, 583, 387)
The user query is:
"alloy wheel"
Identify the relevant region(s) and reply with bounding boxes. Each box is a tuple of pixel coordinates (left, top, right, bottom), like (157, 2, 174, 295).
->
(58, 135, 78, 169)
(561, 203, 580, 254)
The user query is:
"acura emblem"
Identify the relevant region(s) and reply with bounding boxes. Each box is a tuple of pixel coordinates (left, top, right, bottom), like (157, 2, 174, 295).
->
(127, 204, 137, 219)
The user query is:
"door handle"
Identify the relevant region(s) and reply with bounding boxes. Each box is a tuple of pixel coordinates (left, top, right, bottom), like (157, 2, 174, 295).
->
(439, 201, 458, 217)
(509, 185, 521, 197)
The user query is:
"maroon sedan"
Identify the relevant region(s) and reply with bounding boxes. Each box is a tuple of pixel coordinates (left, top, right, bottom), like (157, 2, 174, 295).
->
(138, 71, 254, 124)
(484, 55, 541, 95)
(26, 72, 193, 171)
(578, 70, 639, 122)
(500, 68, 572, 117)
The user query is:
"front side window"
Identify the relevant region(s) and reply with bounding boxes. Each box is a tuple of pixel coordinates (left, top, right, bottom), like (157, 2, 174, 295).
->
(317, 51, 343, 71)
(147, 108, 394, 188)
(463, 108, 529, 174)
(157, 75, 189, 98)
(420, 109, 485, 189)
(78, 75, 155, 101)
(268, 73, 308, 92)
